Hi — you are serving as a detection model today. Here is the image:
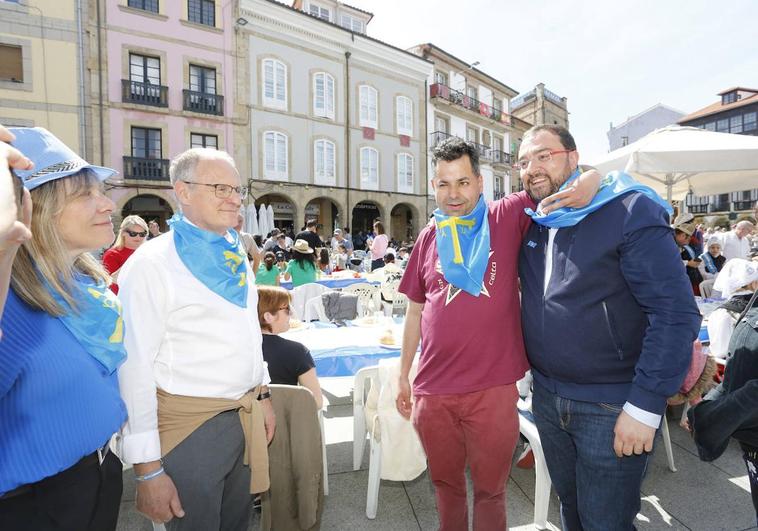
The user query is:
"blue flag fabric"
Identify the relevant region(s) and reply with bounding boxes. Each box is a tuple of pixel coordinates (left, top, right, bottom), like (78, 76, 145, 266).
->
(433, 194, 490, 296)
(50, 276, 126, 374)
(701, 251, 718, 274)
(169, 212, 249, 307)
(525, 170, 673, 228)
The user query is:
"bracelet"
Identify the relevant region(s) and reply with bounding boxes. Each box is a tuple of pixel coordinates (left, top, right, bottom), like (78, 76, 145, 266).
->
(257, 391, 272, 401)
(135, 466, 165, 482)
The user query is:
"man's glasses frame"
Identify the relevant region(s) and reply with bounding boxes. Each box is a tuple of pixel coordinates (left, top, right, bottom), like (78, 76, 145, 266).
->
(514, 149, 575, 172)
(181, 180, 249, 200)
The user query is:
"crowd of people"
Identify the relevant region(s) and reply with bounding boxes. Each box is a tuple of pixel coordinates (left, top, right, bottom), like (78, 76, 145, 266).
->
(1, 122, 757, 531)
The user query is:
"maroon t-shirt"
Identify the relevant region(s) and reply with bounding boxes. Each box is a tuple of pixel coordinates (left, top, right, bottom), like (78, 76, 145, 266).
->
(399, 191, 535, 396)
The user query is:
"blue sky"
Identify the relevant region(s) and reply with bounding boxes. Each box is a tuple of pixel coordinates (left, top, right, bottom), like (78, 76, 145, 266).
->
(348, 0, 758, 162)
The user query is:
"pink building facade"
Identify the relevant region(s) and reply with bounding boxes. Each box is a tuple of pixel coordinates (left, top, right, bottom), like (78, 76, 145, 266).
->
(101, 0, 239, 228)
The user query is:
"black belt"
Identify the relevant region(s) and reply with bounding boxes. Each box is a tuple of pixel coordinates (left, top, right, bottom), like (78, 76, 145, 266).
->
(0, 442, 111, 500)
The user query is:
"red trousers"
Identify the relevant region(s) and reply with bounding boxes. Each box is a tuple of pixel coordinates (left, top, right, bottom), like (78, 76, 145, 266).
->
(412, 384, 519, 531)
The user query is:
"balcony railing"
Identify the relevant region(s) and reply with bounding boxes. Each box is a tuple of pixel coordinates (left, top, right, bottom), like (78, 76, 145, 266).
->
(711, 202, 731, 213)
(122, 79, 168, 107)
(183, 89, 224, 116)
(430, 83, 512, 126)
(494, 191, 506, 200)
(689, 205, 708, 214)
(430, 131, 511, 165)
(123, 156, 170, 181)
(733, 200, 755, 211)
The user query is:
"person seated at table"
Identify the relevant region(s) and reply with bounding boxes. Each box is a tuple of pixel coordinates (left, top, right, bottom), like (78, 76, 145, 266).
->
(272, 234, 290, 261)
(378, 252, 404, 305)
(333, 244, 349, 272)
(257, 285, 322, 408)
(674, 214, 703, 295)
(317, 248, 331, 275)
(282, 239, 317, 287)
(255, 251, 280, 286)
(707, 259, 758, 359)
(699, 237, 726, 281)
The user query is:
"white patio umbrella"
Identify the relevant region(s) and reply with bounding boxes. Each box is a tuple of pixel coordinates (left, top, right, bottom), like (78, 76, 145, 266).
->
(591, 125, 758, 202)
(258, 204, 270, 236)
(245, 204, 259, 235)
(266, 205, 275, 233)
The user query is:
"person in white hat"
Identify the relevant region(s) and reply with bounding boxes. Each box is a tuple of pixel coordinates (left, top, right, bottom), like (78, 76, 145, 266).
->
(282, 239, 317, 287)
(707, 259, 758, 359)
(0, 127, 126, 530)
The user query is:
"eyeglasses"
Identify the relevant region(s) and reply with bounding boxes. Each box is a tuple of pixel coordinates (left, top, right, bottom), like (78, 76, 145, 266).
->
(125, 230, 147, 238)
(181, 180, 249, 200)
(514, 149, 575, 171)
(277, 306, 291, 315)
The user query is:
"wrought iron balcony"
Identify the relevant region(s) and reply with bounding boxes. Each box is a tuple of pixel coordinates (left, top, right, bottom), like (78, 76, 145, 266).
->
(689, 205, 708, 214)
(490, 150, 511, 165)
(182, 89, 224, 116)
(711, 202, 731, 213)
(429, 83, 512, 126)
(122, 79, 168, 107)
(123, 156, 170, 181)
(430, 130, 454, 147)
(494, 191, 506, 200)
(430, 131, 504, 164)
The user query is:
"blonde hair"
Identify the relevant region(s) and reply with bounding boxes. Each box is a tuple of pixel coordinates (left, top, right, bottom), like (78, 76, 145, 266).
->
(11, 171, 110, 316)
(112, 215, 148, 249)
(256, 285, 291, 332)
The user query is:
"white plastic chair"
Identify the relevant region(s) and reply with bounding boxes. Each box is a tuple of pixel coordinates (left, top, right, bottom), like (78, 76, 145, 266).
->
(699, 279, 716, 299)
(343, 283, 380, 317)
(516, 398, 551, 530)
(290, 283, 331, 320)
(352, 366, 381, 518)
(303, 295, 329, 322)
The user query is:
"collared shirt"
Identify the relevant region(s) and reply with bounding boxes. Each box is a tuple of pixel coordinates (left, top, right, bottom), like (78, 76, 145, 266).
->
(116, 230, 269, 464)
(720, 231, 750, 261)
(544, 227, 660, 429)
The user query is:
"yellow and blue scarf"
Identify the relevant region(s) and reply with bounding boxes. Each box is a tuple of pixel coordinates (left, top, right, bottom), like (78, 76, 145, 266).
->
(169, 212, 248, 307)
(50, 275, 126, 374)
(525, 170, 673, 228)
(433, 194, 490, 296)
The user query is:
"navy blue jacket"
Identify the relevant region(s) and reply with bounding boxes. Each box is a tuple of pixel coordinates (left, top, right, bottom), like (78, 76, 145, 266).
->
(519, 192, 702, 414)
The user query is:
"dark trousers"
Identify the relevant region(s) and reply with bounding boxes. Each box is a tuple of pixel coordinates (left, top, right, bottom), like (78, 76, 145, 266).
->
(0, 450, 122, 531)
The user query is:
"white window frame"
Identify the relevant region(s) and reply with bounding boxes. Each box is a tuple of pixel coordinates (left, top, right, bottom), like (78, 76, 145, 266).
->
(340, 14, 363, 32)
(396, 95, 413, 136)
(397, 153, 414, 193)
(262, 58, 287, 110)
(314, 139, 336, 185)
(359, 85, 378, 128)
(263, 131, 288, 181)
(308, 2, 330, 21)
(360, 147, 378, 190)
(313, 72, 335, 119)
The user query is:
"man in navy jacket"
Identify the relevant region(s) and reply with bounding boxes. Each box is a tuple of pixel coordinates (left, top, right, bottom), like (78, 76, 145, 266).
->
(518, 125, 701, 530)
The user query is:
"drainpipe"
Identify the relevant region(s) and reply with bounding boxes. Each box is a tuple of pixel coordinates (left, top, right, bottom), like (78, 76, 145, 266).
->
(344, 51, 351, 229)
(423, 79, 429, 217)
(76, 0, 87, 157)
(96, 0, 104, 165)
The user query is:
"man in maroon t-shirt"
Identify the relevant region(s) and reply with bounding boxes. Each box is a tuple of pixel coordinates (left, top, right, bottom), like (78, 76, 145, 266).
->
(396, 137, 597, 530)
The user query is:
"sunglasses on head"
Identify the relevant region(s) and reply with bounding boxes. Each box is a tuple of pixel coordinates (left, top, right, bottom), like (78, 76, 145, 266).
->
(125, 230, 147, 238)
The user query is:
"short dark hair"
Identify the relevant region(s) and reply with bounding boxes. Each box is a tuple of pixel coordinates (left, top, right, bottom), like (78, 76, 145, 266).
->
(431, 136, 480, 177)
(522, 125, 577, 151)
(383, 253, 395, 263)
(306, 219, 318, 229)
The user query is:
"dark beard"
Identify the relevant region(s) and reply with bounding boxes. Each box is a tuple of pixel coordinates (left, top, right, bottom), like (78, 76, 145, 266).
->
(525, 172, 561, 203)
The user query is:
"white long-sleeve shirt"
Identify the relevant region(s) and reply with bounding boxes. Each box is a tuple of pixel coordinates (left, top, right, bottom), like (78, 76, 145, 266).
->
(115, 231, 270, 464)
(720, 231, 750, 261)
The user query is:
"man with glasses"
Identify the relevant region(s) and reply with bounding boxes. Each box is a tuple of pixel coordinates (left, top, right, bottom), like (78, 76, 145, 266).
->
(517, 125, 700, 530)
(117, 148, 274, 530)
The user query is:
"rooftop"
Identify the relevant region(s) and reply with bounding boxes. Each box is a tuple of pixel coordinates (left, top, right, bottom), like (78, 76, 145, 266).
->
(680, 90, 758, 123)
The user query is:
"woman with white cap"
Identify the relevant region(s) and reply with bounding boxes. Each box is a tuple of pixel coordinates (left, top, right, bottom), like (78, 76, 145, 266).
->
(0, 128, 127, 530)
(698, 237, 726, 281)
(707, 259, 758, 359)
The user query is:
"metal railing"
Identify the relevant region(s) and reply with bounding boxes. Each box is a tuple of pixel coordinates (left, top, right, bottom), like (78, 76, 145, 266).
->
(510, 89, 535, 109)
(493, 191, 506, 200)
(430, 131, 512, 165)
(429, 83, 512, 125)
(733, 200, 755, 211)
(182, 89, 224, 116)
(123, 156, 170, 181)
(689, 205, 708, 214)
(121, 79, 168, 107)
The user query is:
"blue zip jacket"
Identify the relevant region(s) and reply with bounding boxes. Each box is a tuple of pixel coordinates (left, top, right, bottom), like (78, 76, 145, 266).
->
(518, 192, 701, 414)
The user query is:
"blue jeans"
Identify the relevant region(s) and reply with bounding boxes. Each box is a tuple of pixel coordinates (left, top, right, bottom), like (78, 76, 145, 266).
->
(532, 383, 651, 531)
